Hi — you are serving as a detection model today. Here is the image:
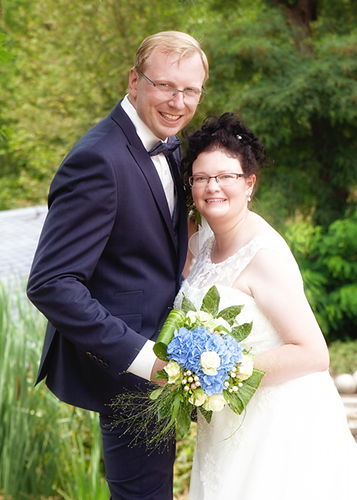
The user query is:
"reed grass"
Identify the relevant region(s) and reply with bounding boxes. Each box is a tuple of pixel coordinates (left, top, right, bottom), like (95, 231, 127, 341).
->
(0, 286, 59, 499)
(0, 283, 109, 499)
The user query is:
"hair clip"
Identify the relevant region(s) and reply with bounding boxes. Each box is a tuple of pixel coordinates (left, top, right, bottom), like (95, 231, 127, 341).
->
(236, 135, 242, 140)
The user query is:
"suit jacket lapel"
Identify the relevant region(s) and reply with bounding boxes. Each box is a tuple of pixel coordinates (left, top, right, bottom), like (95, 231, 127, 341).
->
(111, 102, 177, 250)
(128, 144, 176, 241)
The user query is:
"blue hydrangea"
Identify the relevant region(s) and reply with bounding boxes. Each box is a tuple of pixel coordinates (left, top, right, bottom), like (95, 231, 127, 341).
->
(167, 326, 243, 396)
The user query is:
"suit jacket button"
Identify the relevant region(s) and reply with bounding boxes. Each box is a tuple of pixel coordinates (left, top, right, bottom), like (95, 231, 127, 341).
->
(102, 363, 108, 369)
(92, 355, 98, 362)
(86, 352, 92, 358)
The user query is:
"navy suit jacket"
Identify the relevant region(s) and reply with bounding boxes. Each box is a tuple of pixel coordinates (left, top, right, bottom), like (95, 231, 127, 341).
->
(27, 101, 188, 414)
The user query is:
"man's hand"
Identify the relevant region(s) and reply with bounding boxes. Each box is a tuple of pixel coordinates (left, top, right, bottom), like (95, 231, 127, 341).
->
(150, 358, 168, 386)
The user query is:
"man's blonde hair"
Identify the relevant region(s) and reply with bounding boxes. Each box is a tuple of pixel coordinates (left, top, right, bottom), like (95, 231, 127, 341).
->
(134, 31, 209, 83)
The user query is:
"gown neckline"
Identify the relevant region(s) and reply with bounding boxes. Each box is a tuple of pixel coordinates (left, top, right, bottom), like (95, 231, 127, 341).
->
(206, 236, 259, 267)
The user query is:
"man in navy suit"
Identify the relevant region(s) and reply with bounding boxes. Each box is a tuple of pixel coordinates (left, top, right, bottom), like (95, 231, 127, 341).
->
(27, 31, 209, 500)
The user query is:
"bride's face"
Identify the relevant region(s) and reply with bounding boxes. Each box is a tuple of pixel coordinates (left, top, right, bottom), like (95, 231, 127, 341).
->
(191, 149, 255, 225)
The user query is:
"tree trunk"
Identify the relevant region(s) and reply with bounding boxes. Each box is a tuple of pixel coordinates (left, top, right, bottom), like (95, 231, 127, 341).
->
(274, 0, 318, 35)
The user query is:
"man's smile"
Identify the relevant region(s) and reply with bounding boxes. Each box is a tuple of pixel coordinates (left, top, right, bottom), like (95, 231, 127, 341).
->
(160, 111, 181, 121)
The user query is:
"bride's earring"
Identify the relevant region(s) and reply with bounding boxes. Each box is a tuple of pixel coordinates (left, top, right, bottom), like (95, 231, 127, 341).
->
(247, 192, 252, 202)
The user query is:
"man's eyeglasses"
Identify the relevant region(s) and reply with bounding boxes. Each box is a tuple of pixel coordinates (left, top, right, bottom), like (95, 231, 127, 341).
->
(137, 70, 206, 105)
(189, 173, 246, 187)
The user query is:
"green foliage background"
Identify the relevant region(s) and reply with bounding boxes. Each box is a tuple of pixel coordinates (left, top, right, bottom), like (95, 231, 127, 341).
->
(0, 0, 209, 208)
(2, 0, 356, 222)
(285, 211, 357, 341)
(202, 0, 357, 228)
(1, 0, 356, 338)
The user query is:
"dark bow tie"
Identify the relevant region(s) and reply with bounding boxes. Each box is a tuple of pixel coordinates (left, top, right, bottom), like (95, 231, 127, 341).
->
(148, 137, 181, 157)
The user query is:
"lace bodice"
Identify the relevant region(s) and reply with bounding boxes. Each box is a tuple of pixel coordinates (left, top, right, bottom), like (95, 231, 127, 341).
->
(174, 234, 301, 355)
(182, 234, 298, 290)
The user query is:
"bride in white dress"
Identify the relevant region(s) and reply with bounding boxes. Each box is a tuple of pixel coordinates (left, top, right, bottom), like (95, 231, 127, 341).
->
(174, 113, 357, 500)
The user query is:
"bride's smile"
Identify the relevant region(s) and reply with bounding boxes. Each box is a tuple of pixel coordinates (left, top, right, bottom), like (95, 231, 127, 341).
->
(205, 198, 227, 203)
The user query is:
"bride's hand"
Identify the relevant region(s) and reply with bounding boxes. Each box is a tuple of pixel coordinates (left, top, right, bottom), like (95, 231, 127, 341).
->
(150, 358, 168, 386)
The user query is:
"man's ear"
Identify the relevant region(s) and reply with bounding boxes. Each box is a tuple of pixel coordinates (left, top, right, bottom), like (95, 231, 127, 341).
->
(128, 68, 138, 102)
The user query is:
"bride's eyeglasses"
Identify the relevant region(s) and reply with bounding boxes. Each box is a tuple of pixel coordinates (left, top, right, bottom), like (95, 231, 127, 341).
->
(189, 172, 245, 187)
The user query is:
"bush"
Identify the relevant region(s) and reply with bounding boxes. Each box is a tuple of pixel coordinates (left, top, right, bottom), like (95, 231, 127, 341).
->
(328, 340, 357, 377)
(285, 211, 357, 342)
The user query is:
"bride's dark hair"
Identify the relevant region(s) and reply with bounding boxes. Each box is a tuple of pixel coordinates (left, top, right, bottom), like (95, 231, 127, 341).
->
(181, 113, 268, 193)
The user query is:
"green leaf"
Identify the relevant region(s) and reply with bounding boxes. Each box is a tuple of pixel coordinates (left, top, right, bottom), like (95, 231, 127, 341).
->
(153, 343, 169, 361)
(159, 392, 181, 433)
(218, 305, 244, 326)
(201, 285, 220, 316)
(158, 394, 176, 420)
(224, 390, 244, 414)
(224, 368, 264, 415)
(237, 369, 265, 409)
(176, 400, 192, 437)
(153, 369, 168, 382)
(149, 387, 165, 401)
(247, 368, 265, 388)
(199, 406, 212, 424)
(182, 295, 197, 313)
(154, 309, 186, 360)
(229, 322, 253, 343)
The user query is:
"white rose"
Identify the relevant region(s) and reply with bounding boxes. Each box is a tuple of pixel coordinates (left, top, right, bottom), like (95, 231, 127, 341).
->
(236, 355, 254, 381)
(186, 311, 199, 326)
(189, 391, 207, 407)
(164, 360, 182, 383)
(197, 311, 213, 325)
(200, 351, 221, 375)
(204, 394, 226, 412)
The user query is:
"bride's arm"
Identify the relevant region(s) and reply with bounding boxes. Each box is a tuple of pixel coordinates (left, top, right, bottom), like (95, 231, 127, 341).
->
(246, 248, 329, 386)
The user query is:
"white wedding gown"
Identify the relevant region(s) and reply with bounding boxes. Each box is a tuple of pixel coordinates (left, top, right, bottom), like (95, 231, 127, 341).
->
(174, 234, 357, 500)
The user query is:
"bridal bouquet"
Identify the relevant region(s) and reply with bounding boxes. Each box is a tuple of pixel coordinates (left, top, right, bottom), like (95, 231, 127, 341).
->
(110, 286, 264, 449)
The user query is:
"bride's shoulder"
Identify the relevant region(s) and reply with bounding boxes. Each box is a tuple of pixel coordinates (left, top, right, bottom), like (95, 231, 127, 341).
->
(248, 214, 296, 263)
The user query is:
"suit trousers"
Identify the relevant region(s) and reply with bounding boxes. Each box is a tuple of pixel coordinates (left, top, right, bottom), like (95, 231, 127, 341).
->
(99, 414, 175, 500)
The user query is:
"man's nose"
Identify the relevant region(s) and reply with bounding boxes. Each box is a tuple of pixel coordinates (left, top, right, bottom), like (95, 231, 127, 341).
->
(169, 90, 186, 108)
